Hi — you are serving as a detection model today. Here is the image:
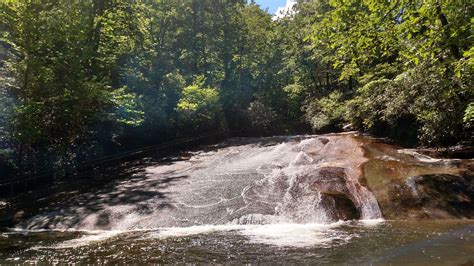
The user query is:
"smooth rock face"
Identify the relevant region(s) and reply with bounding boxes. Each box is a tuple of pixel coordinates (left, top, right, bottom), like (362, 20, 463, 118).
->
(361, 137, 474, 220)
(312, 167, 348, 196)
(311, 167, 360, 220)
(15, 134, 382, 230)
(4, 133, 474, 230)
(415, 173, 474, 217)
(386, 173, 474, 219)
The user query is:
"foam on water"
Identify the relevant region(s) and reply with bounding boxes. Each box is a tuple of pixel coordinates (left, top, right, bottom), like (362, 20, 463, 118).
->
(238, 222, 352, 247)
(397, 149, 443, 163)
(17, 134, 384, 248)
(359, 218, 385, 226)
(51, 230, 124, 249)
(24, 220, 355, 249)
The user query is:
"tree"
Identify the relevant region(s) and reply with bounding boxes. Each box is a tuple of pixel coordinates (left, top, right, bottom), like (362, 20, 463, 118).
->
(176, 76, 221, 131)
(304, 0, 473, 146)
(1, 1, 142, 171)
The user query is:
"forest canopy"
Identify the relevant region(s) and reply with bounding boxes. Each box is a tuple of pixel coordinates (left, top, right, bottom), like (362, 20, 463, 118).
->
(0, 0, 472, 177)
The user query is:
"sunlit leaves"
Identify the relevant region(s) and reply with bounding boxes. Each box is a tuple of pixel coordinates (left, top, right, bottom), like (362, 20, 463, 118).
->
(303, 0, 473, 145)
(304, 90, 346, 130)
(176, 76, 220, 126)
(110, 87, 144, 126)
(2, 1, 144, 149)
(464, 103, 474, 127)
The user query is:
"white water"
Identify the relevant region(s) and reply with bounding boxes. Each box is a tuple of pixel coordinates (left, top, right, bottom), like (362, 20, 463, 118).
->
(18, 135, 383, 247)
(22, 220, 375, 249)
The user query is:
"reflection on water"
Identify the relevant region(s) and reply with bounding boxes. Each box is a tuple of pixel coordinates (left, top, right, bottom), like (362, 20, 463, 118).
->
(1, 220, 473, 264)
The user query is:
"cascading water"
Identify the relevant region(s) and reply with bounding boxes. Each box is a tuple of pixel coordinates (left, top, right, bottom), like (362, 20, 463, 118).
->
(17, 134, 382, 247)
(4, 134, 474, 264)
(234, 136, 382, 225)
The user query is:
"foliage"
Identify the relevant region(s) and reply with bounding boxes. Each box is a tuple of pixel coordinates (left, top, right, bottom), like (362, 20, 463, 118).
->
(0, 0, 472, 178)
(0, 1, 145, 171)
(464, 103, 474, 128)
(304, 0, 473, 146)
(246, 99, 278, 134)
(304, 91, 346, 131)
(176, 76, 220, 127)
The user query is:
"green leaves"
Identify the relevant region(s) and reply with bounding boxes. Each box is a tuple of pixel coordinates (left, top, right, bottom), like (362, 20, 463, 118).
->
(304, 91, 347, 131)
(301, 0, 473, 146)
(1, 1, 147, 149)
(110, 86, 144, 126)
(176, 76, 220, 125)
(464, 103, 474, 127)
(247, 99, 277, 133)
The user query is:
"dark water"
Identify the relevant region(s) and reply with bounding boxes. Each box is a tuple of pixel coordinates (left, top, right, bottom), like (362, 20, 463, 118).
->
(1, 220, 473, 264)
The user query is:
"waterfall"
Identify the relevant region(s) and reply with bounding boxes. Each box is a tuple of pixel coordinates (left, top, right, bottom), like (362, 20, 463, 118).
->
(234, 135, 381, 225)
(20, 134, 381, 231)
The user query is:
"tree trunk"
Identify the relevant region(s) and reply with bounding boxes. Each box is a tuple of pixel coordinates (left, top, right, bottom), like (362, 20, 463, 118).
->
(436, 5, 461, 59)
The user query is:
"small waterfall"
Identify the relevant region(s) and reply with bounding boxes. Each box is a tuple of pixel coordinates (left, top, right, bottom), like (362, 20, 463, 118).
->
(20, 134, 381, 231)
(235, 135, 381, 224)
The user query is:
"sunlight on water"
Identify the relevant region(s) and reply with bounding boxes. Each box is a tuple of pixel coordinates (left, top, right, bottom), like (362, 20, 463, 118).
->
(237, 222, 351, 247)
(25, 220, 356, 249)
(3, 220, 473, 264)
(19, 135, 381, 231)
(3, 134, 472, 264)
(40, 230, 124, 249)
(150, 221, 353, 247)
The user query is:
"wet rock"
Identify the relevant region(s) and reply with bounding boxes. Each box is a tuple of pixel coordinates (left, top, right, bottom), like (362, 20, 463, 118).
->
(312, 167, 349, 195)
(362, 137, 474, 220)
(380, 172, 474, 219)
(414, 173, 474, 218)
(320, 193, 360, 221)
(96, 212, 111, 227)
(13, 210, 25, 222)
(318, 138, 330, 145)
(342, 124, 353, 131)
(0, 201, 8, 209)
(418, 145, 474, 160)
(311, 167, 361, 220)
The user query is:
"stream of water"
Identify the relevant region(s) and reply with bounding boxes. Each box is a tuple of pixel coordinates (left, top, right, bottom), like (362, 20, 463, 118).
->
(1, 134, 473, 264)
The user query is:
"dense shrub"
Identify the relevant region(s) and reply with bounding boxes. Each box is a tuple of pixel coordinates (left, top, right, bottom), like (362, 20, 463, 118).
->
(176, 76, 221, 131)
(246, 100, 278, 135)
(304, 91, 346, 132)
(347, 64, 471, 146)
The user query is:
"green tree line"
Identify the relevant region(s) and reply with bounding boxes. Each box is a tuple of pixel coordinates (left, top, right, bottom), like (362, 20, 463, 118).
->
(0, 0, 472, 177)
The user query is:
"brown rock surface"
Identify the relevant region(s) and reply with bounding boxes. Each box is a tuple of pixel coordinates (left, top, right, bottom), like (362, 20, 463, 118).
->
(361, 136, 474, 219)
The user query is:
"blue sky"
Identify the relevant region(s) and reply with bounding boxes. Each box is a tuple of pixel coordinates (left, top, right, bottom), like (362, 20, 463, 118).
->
(254, 0, 287, 14)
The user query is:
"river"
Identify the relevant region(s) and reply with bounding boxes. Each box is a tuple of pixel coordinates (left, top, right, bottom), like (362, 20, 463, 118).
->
(1, 133, 473, 264)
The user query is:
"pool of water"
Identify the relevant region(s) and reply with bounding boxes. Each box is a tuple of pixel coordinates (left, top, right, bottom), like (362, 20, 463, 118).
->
(1, 220, 473, 264)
